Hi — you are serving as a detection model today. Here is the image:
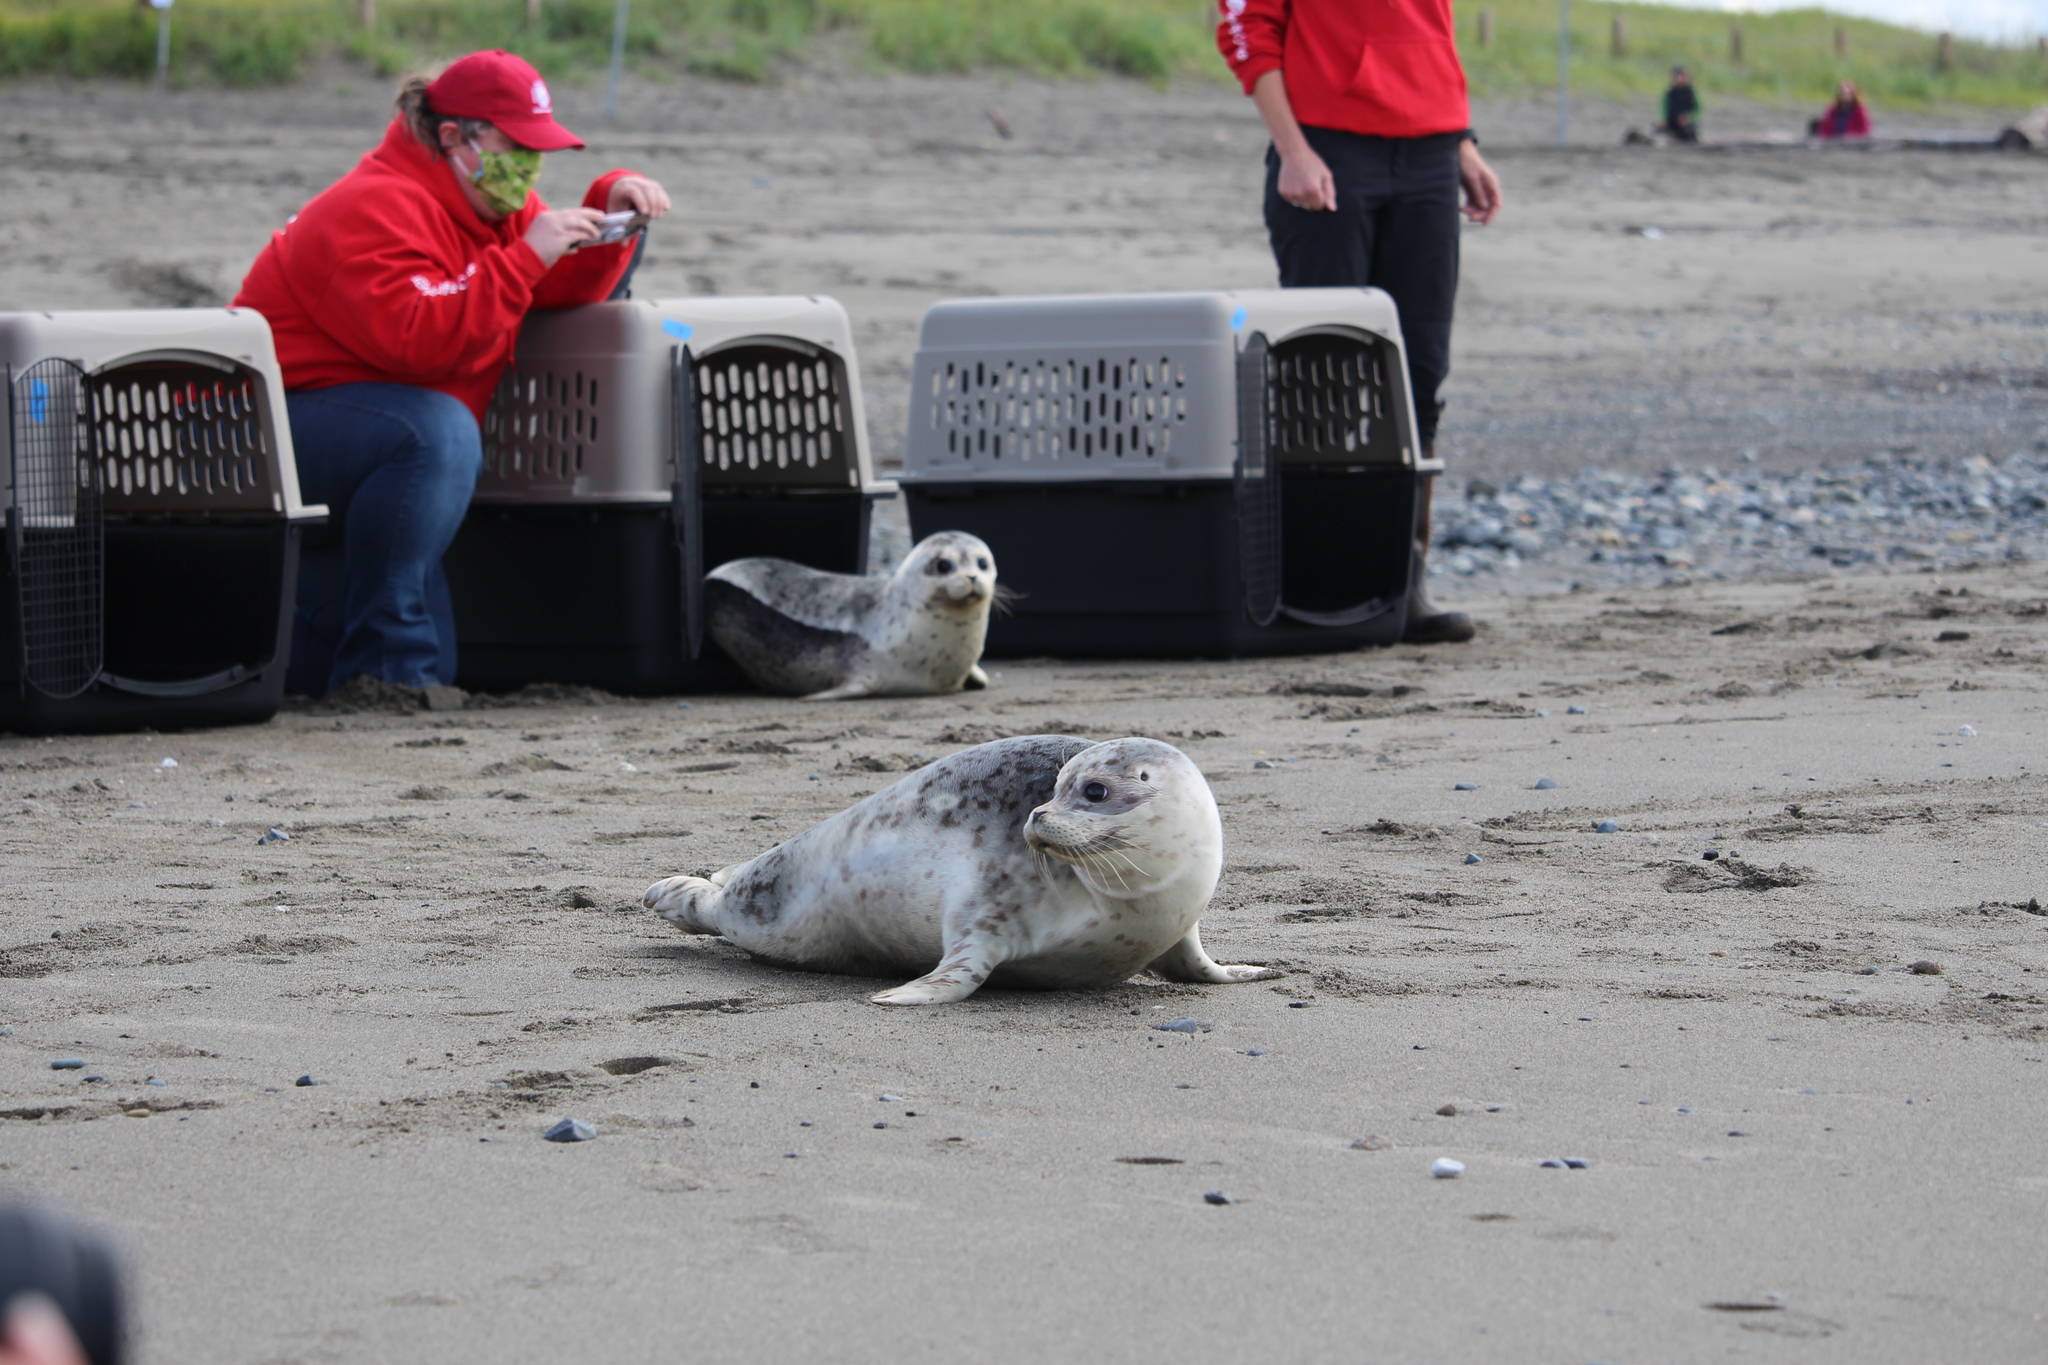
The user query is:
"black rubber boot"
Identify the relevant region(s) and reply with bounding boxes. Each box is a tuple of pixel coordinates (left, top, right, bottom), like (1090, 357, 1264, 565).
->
(1401, 472, 1476, 645)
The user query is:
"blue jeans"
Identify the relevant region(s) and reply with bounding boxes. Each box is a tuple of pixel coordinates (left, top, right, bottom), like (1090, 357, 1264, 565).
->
(284, 384, 482, 694)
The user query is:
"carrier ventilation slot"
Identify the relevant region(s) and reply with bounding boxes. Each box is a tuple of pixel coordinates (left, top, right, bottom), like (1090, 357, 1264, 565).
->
(87, 363, 274, 507)
(1267, 334, 1394, 466)
(694, 342, 852, 485)
(927, 355, 1191, 464)
(483, 368, 602, 482)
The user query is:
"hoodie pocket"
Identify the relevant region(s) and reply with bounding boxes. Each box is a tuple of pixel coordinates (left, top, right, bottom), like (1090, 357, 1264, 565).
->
(1348, 39, 1467, 135)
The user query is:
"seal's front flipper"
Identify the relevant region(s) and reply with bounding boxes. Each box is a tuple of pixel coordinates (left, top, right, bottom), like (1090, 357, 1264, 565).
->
(1147, 925, 1282, 984)
(963, 664, 990, 690)
(870, 940, 999, 1006)
(801, 679, 873, 702)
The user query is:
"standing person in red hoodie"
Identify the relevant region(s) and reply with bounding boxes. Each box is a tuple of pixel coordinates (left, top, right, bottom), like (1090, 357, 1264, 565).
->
(1218, 0, 1502, 644)
(233, 49, 671, 696)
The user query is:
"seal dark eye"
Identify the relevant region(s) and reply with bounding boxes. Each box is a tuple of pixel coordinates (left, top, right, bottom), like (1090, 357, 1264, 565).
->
(1082, 781, 1110, 802)
(976, 557, 990, 571)
(931, 557, 956, 575)
(1139, 771, 1150, 782)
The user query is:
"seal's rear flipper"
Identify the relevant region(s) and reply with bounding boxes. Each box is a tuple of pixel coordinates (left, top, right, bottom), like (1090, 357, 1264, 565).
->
(645, 874, 723, 935)
(1147, 926, 1282, 984)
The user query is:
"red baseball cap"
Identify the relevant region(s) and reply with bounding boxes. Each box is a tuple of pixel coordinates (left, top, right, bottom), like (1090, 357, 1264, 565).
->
(425, 49, 585, 151)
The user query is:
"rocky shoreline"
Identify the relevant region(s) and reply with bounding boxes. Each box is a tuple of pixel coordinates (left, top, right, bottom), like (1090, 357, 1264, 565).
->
(1434, 448, 2048, 592)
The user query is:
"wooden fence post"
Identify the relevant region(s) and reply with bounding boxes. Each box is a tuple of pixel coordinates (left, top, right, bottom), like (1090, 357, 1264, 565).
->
(1477, 8, 1492, 48)
(1729, 23, 1743, 64)
(1833, 25, 1846, 58)
(1610, 15, 1626, 58)
(527, 0, 542, 23)
(357, 0, 374, 28)
(1937, 31, 1953, 70)
(153, 0, 171, 95)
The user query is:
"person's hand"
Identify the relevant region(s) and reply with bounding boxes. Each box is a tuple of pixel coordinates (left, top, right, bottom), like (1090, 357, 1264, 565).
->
(606, 175, 671, 221)
(1276, 149, 1337, 212)
(1458, 141, 1502, 226)
(524, 206, 604, 267)
(0, 1295, 89, 1365)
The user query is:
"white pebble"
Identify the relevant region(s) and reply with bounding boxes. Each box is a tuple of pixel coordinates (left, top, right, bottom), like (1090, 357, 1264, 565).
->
(157, 757, 178, 769)
(1430, 1157, 1465, 1179)
(1956, 724, 1976, 737)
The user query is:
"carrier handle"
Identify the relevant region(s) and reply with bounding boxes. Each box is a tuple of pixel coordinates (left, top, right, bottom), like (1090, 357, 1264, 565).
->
(1279, 596, 1399, 629)
(97, 663, 257, 698)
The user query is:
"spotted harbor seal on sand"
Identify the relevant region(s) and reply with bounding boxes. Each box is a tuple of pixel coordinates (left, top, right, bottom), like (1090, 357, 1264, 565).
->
(704, 531, 997, 701)
(643, 735, 1281, 1005)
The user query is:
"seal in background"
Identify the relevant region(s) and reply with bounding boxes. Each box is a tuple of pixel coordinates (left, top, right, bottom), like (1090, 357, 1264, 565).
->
(704, 531, 998, 701)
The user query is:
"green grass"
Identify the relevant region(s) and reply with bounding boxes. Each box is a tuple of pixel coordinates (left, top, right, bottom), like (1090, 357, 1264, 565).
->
(0, 0, 2041, 108)
(1464, 0, 2048, 110)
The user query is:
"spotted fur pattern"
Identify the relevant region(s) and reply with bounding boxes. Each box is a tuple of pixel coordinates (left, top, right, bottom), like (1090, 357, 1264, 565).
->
(643, 735, 1282, 1005)
(705, 531, 997, 700)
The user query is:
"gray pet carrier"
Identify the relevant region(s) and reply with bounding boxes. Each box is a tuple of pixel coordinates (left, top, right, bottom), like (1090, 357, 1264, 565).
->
(896, 288, 1435, 657)
(2, 309, 324, 734)
(443, 296, 892, 693)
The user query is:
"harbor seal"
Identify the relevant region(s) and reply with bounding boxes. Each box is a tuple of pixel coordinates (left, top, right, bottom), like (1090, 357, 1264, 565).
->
(704, 531, 998, 701)
(643, 735, 1281, 1005)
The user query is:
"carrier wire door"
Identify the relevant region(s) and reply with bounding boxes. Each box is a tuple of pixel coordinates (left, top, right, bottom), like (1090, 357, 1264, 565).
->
(8, 358, 103, 700)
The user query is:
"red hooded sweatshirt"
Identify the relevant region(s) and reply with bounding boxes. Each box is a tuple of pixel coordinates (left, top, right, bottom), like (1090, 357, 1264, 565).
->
(1217, 0, 1470, 139)
(1814, 99, 1871, 139)
(233, 117, 636, 419)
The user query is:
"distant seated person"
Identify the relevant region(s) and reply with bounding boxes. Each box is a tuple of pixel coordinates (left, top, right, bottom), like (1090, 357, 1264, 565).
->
(1660, 65, 1699, 143)
(1809, 80, 1872, 139)
(231, 49, 671, 697)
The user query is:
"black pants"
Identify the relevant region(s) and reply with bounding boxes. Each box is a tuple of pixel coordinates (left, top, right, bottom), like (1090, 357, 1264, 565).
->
(1264, 127, 1461, 451)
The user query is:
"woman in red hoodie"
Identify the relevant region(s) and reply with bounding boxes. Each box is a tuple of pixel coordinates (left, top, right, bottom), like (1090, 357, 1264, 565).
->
(233, 49, 670, 696)
(1218, 0, 1501, 644)
(1810, 81, 1873, 140)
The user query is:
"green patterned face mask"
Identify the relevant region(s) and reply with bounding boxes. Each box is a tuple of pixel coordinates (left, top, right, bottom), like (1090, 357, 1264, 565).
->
(465, 140, 542, 215)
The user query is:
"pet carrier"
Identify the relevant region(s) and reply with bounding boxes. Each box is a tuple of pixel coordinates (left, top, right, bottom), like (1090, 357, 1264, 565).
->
(896, 288, 1435, 657)
(2, 309, 324, 733)
(443, 296, 890, 693)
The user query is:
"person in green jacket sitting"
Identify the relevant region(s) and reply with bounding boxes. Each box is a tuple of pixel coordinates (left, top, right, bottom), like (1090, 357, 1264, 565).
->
(1661, 66, 1700, 143)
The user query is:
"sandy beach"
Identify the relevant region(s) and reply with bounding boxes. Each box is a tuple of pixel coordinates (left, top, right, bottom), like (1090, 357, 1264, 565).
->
(3, 68, 2047, 1364)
